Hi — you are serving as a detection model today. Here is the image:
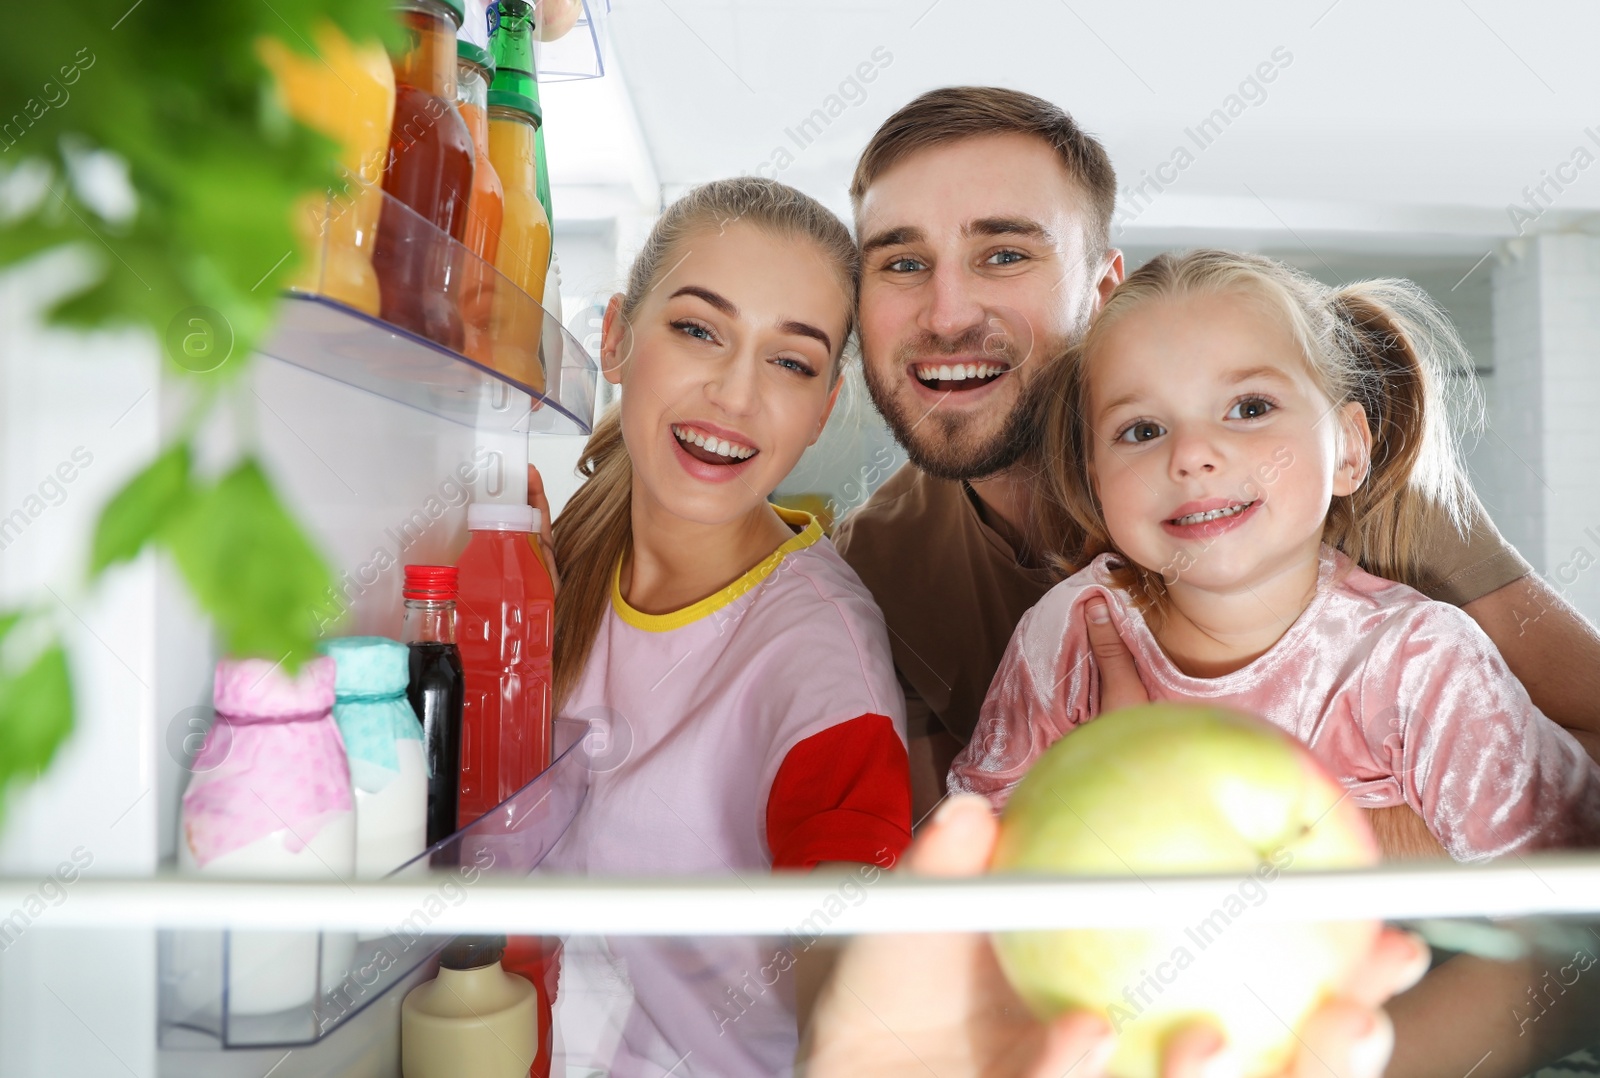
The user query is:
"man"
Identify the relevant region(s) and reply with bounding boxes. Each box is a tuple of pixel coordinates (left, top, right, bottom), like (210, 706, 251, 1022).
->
(831, 86, 1600, 1077)
(832, 86, 1600, 825)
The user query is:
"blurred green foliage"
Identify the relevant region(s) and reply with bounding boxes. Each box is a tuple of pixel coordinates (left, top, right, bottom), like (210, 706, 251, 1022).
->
(0, 0, 399, 809)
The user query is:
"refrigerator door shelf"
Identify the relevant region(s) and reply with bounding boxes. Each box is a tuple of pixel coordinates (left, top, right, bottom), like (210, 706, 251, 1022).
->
(157, 718, 590, 1051)
(266, 189, 598, 436)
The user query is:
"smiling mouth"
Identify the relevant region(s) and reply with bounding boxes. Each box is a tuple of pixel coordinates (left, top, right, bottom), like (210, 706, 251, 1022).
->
(912, 361, 1008, 392)
(672, 423, 757, 465)
(1168, 501, 1257, 527)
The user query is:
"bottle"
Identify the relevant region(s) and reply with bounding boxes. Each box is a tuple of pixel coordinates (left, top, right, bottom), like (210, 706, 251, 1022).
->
(178, 657, 354, 1015)
(455, 502, 555, 825)
(258, 24, 395, 315)
(402, 565, 467, 846)
(500, 935, 559, 1078)
(486, 0, 552, 390)
(455, 39, 505, 365)
(375, 0, 476, 350)
(401, 936, 537, 1078)
(320, 636, 429, 877)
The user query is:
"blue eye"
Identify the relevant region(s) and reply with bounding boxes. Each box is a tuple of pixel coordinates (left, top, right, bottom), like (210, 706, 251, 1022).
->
(1116, 420, 1166, 444)
(987, 249, 1026, 266)
(773, 356, 816, 376)
(884, 257, 926, 273)
(672, 319, 716, 342)
(1227, 397, 1274, 420)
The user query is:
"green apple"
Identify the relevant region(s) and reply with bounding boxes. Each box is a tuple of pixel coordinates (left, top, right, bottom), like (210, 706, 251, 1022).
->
(991, 703, 1379, 1078)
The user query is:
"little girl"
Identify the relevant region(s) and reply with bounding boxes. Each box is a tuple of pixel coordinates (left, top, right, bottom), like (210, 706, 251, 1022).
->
(535, 178, 911, 1075)
(950, 249, 1600, 861)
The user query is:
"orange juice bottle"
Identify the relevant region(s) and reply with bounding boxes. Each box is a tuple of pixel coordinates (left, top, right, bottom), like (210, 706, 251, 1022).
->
(258, 24, 395, 316)
(486, 0, 550, 391)
(455, 40, 505, 366)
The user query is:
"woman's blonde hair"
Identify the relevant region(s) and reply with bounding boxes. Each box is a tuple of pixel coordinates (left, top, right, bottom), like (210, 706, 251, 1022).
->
(551, 177, 860, 708)
(1042, 248, 1480, 612)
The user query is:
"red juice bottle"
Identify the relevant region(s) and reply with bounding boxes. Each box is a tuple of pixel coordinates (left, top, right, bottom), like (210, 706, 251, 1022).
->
(455, 502, 555, 825)
(374, 0, 475, 351)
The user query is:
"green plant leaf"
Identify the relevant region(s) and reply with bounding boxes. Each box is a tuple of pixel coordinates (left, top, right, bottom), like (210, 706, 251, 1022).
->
(90, 442, 193, 576)
(2, 1, 398, 364)
(162, 459, 333, 669)
(0, 640, 74, 796)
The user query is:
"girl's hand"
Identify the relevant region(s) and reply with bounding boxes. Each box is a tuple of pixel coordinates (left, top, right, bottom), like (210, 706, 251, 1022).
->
(800, 794, 1428, 1078)
(527, 464, 561, 595)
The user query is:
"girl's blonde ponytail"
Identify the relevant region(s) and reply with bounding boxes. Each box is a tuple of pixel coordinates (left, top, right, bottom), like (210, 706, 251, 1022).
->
(1324, 280, 1478, 589)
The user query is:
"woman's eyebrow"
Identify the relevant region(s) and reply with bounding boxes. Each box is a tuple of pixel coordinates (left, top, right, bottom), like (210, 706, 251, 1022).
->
(669, 285, 738, 317)
(671, 285, 832, 354)
(780, 320, 832, 355)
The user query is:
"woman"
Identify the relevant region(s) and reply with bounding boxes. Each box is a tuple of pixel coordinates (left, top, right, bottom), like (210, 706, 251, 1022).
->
(533, 177, 912, 1076)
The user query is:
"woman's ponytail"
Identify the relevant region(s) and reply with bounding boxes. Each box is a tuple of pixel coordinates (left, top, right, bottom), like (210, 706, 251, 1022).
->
(551, 406, 632, 709)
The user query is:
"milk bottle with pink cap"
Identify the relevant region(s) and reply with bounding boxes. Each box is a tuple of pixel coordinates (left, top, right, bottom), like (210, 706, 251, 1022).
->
(178, 656, 356, 1015)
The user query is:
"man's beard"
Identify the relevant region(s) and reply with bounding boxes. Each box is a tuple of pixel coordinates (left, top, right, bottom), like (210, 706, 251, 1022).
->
(862, 324, 1074, 483)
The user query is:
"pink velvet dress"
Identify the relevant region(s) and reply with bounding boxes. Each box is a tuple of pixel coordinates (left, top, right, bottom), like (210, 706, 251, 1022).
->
(949, 547, 1600, 861)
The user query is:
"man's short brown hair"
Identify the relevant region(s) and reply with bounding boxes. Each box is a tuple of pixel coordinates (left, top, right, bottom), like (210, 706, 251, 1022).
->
(850, 86, 1118, 259)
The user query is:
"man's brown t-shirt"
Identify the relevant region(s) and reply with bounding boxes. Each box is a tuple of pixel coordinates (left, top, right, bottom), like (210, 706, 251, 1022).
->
(833, 463, 1533, 745)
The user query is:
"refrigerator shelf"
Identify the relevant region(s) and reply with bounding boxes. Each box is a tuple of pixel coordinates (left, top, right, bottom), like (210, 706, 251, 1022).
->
(264, 187, 598, 435)
(157, 718, 592, 1052)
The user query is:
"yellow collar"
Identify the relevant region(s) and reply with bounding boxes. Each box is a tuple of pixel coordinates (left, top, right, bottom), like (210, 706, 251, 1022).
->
(610, 507, 823, 632)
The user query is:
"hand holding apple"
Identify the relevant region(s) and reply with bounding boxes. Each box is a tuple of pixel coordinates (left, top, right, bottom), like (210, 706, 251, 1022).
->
(991, 704, 1383, 1078)
(800, 789, 1425, 1078)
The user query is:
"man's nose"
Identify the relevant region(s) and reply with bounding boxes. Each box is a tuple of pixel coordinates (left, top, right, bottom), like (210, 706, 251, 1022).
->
(921, 263, 988, 340)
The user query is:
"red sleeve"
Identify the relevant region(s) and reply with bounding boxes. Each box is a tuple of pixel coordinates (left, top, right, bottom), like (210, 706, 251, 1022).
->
(766, 714, 912, 870)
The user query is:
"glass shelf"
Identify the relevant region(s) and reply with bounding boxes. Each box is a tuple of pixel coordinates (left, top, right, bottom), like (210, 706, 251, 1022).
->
(259, 187, 598, 435)
(535, 0, 610, 82)
(157, 718, 592, 1051)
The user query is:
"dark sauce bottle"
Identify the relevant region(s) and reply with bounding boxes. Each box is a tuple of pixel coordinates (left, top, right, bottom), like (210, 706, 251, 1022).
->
(402, 565, 465, 847)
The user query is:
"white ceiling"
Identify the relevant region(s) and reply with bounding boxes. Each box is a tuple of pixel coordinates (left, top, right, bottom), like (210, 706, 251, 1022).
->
(542, 0, 1600, 253)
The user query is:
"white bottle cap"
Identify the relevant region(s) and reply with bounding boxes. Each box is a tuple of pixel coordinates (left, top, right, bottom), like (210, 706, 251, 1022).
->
(467, 502, 539, 532)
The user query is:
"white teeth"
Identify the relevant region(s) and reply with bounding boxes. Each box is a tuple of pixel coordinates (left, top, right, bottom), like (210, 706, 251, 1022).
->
(673, 425, 755, 460)
(918, 363, 1005, 384)
(1173, 502, 1254, 526)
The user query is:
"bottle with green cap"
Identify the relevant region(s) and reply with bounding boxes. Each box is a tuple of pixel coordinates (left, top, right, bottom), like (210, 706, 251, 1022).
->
(488, 0, 555, 230)
(484, 0, 551, 389)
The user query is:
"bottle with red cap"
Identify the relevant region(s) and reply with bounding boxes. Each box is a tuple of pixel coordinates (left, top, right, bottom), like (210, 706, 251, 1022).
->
(403, 564, 466, 845)
(455, 501, 555, 825)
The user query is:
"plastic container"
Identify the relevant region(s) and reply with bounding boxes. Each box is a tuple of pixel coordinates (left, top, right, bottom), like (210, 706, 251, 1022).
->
(486, 0, 552, 389)
(177, 657, 355, 1015)
(375, 0, 476, 350)
(455, 40, 506, 365)
(258, 24, 396, 315)
(401, 936, 537, 1078)
(455, 502, 555, 826)
(403, 565, 467, 846)
(320, 636, 428, 878)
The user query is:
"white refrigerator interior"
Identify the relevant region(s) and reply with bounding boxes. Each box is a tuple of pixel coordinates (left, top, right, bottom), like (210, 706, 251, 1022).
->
(0, 245, 588, 1074)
